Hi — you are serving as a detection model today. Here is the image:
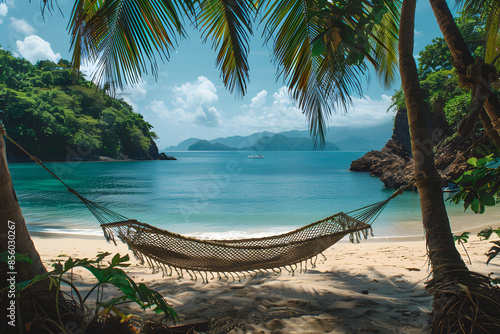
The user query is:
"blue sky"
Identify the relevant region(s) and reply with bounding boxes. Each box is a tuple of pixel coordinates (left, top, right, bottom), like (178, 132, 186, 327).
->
(0, 1, 450, 148)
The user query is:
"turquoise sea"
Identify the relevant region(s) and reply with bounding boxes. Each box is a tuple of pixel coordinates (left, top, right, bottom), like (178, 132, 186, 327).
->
(9, 151, 500, 239)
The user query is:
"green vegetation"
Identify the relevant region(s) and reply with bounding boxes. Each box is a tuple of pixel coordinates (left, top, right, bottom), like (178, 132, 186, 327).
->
(454, 227, 500, 283)
(0, 49, 158, 161)
(1, 251, 177, 333)
(451, 155, 500, 213)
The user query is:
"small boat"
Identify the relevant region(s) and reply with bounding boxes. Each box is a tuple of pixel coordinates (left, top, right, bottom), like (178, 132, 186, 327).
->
(248, 141, 265, 159)
(248, 154, 265, 159)
(442, 183, 459, 193)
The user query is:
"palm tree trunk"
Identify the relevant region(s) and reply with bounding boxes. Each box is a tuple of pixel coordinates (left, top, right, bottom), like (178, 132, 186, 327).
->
(0, 126, 56, 333)
(0, 128, 47, 281)
(429, 0, 500, 149)
(399, 0, 467, 279)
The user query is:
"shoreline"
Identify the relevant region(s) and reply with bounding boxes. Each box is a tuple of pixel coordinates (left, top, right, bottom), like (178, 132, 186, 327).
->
(28, 220, 499, 243)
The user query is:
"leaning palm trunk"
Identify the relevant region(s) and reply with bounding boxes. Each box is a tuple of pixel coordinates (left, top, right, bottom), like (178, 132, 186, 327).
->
(0, 128, 46, 282)
(0, 127, 77, 333)
(400, 1, 500, 333)
(399, 0, 467, 281)
(429, 0, 500, 149)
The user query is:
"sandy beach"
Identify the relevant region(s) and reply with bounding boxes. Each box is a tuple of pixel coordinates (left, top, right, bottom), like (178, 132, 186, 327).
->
(28, 223, 500, 334)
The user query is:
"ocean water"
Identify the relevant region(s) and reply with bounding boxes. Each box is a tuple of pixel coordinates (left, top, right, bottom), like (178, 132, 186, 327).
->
(9, 151, 500, 239)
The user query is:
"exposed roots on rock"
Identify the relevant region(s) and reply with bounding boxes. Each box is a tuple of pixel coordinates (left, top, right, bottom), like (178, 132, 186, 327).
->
(427, 270, 500, 334)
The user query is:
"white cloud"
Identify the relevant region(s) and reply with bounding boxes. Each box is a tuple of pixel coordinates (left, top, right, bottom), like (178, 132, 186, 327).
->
(10, 17, 35, 35)
(250, 90, 267, 109)
(173, 76, 218, 107)
(0, 4, 8, 18)
(16, 35, 61, 64)
(119, 80, 148, 109)
(331, 94, 393, 127)
(231, 87, 307, 133)
(229, 88, 393, 135)
(414, 30, 424, 38)
(149, 76, 222, 127)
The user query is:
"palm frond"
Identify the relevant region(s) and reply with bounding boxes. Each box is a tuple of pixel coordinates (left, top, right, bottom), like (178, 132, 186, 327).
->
(261, 0, 343, 146)
(455, 0, 500, 65)
(484, 1, 500, 64)
(69, 0, 190, 93)
(196, 0, 256, 96)
(369, 0, 401, 88)
(261, 0, 398, 146)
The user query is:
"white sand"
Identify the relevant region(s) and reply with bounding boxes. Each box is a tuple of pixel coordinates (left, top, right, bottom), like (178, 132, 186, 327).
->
(31, 226, 500, 334)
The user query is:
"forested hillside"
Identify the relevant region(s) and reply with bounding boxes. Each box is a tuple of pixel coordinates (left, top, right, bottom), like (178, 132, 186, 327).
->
(0, 49, 159, 161)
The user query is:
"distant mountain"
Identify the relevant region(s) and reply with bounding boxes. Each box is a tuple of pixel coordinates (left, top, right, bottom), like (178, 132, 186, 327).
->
(278, 122, 392, 151)
(245, 134, 339, 151)
(164, 138, 202, 151)
(163, 122, 393, 152)
(208, 131, 276, 149)
(187, 134, 339, 151)
(188, 140, 235, 151)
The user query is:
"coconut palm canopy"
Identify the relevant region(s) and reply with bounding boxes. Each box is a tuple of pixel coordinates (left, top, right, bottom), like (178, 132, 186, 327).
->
(65, 0, 400, 144)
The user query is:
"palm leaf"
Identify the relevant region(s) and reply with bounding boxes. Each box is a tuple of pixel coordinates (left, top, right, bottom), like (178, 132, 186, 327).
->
(261, 0, 341, 146)
(196, 0, 256, 96)
(456, 0, 500, 65)
(369, 0, 401, 88)
(68, 0, 190, 92)
(261, 0, 399, 146)
(484, 1, 500, 64)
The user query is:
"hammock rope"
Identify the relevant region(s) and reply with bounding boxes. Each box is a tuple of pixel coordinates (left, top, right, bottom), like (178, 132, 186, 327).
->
(1, 128, 412, 278)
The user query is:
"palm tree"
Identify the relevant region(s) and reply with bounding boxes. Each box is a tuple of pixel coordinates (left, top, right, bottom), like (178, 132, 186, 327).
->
(400, 0, 500, 332)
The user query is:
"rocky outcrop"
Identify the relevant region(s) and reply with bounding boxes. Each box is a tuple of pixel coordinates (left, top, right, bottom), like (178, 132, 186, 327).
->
(148, 139, 160, 160)
(350, 108, 470, 189)
(159, 153, 177, 160)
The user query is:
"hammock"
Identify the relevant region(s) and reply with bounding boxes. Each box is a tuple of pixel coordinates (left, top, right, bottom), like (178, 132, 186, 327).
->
(61, 182, 399, 280)
(2, 131, 404, 279)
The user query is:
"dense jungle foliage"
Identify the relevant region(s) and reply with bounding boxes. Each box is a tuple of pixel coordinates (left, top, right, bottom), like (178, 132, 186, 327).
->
(0, 49, 158, 161)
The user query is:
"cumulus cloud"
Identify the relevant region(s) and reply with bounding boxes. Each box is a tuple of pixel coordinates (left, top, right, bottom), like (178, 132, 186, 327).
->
(231, 87, 307, 133)
(119, 80, 148, 109)
(0, 3, 7, 17)
(230, 87, 393, 134)
(331, 94, 393, 127)
(250, 90, 267, 109)
(149, 76, 222, 127)
(10, 17, 35, 35)
(16, 35, 61, 64)
(414, 30, 424, 38)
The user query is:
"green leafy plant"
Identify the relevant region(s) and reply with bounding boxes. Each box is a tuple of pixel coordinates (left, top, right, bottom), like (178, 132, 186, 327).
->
(453, 231, 472, 264)
(451, 155, 500, 213)
(477, 227, 500, 266)
(5, 252, 177, 333)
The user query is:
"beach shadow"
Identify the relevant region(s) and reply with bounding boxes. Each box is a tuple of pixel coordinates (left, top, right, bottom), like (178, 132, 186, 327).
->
(137, 267, 433, 334)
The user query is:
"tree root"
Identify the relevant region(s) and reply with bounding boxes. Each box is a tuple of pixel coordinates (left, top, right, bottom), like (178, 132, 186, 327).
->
(428, 270, 500, 334)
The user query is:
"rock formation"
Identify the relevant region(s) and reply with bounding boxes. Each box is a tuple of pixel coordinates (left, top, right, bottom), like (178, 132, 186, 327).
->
(350, 109, 471, 189)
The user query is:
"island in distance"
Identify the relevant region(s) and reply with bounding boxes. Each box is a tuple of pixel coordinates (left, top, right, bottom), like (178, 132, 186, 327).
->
(163, 122, 392, 152)
(188, 134, 340, 151)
